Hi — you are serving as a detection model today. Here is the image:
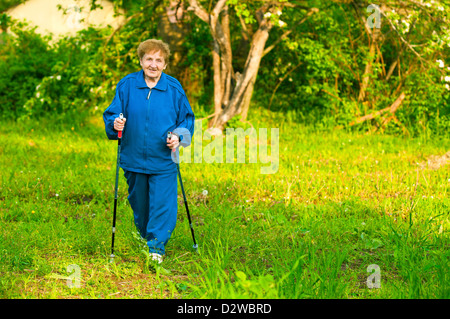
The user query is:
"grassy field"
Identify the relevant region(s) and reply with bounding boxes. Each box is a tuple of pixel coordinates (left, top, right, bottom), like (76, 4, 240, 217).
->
(0, 109, 449, 299)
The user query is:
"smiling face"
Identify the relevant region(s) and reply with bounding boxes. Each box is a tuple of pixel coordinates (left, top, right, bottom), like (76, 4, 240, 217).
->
(140, 50, 167, 84)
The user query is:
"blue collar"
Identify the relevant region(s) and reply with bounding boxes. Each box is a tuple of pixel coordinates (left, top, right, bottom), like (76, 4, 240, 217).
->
(135, 69, 168, 91)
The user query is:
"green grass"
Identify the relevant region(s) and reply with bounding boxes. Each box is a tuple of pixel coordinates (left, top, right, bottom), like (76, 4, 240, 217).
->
(0, 110, 449, 299)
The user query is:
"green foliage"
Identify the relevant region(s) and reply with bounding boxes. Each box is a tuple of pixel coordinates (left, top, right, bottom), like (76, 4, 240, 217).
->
(0, 1, 163, 122)
(0, 22, 113, 121)
(0, 12, 11, 32)
(0, 0, 24, 13)
(0, 21, 56, 119)
(178, 10, 214, 106)
(0, 0, 449, 136)
(253, 0, 450, 136)
(228, 0, 257, 25)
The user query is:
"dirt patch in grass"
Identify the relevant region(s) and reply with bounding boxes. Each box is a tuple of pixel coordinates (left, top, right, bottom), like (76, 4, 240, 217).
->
(420, 151, 450, 170)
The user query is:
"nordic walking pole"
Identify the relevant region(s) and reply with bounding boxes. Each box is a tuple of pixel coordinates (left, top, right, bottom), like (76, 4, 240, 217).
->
(177, 161, 199, 252)
(168, 132, 198, 252)
(110, 113, 124, 263)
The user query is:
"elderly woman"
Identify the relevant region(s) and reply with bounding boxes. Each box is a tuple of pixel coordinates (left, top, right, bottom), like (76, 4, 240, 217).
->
(103, 39, 195, 264)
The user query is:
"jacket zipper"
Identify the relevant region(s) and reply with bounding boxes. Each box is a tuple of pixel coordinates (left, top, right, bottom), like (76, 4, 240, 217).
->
(144, 88, 152, 164)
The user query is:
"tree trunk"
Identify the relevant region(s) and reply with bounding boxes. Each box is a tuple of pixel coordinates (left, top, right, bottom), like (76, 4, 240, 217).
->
(239, 73, 256, 122)
(188, 0, 272, 134)
(212, 39, 222, 125)
(218, 4, 233, 109)
(158, 1, 204, 99)
(211, 25, 270, 130)
(158, 1, 187, 73)
(358, 15, 380, 103)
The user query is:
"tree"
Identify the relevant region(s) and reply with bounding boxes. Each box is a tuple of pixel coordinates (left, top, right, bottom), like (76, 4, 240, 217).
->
(186, 0, 318, 134)
(347, 0, 450, 133)
(3, 0, 448, 135)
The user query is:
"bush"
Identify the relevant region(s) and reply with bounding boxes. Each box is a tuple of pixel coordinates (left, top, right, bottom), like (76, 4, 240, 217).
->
(0, 21, 56, 119)
(0, 6, 165, 124)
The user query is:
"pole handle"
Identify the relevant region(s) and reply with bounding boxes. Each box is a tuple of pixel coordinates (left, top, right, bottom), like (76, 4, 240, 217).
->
(167, 131, 176, 153)
(118, 113, 124, 139)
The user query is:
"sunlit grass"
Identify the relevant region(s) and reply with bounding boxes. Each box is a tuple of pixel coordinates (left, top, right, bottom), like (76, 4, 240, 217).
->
(0, 112, 449, 299)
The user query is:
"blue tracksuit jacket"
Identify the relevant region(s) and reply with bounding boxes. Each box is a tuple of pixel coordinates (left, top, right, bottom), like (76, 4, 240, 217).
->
(103, 70, 195, 173)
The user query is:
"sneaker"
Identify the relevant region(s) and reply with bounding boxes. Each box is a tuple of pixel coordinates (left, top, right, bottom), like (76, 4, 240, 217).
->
(150, 253, 163, 264)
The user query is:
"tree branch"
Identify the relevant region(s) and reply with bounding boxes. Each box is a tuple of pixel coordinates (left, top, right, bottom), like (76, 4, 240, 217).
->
(187, 0, 209, 23)
(212, 0, 227, 18)
(379, 10, 427, 65)
(268, 61, 303, 110)
(262, 7, 318, 58)
(349, 92, 406, 126)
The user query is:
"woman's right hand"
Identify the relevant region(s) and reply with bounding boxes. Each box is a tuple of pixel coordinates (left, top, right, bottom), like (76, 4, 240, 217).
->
(114, 116, 126, 132)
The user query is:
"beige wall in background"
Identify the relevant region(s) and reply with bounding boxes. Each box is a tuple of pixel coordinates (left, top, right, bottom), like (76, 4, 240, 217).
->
(7, 0, 125, 37)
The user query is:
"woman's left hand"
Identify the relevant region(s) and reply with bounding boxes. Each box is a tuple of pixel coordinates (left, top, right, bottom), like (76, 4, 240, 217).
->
(166, 135, 180, 150)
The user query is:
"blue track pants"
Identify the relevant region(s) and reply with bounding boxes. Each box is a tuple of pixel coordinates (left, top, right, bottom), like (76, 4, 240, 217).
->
(124, 170, 178, 255)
